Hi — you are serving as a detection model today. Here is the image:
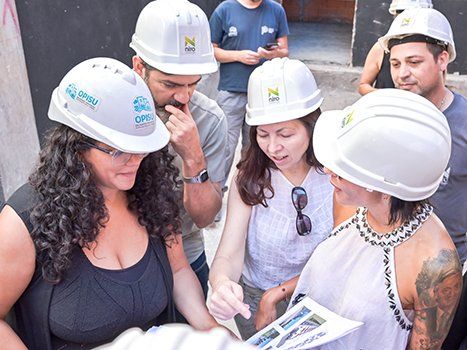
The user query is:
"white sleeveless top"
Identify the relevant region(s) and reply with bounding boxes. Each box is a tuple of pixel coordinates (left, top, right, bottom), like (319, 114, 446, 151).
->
(242, 167, 334, 290)
(291, 204, 433, 350)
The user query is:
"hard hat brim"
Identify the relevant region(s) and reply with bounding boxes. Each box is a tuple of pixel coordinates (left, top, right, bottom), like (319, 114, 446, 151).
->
(130, 41, 218, 75)
(48, 89, 170, 154)
(245, 97, 323, 126)
(378, 34, 456, 62)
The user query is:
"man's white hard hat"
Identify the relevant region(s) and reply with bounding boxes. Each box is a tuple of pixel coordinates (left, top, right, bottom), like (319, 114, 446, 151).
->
(379, 8, 456, 62)
(130, 0, 218, 75)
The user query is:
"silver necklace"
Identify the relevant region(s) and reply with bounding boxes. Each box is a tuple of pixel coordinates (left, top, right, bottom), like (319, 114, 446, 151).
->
(439, 90, 448, 110)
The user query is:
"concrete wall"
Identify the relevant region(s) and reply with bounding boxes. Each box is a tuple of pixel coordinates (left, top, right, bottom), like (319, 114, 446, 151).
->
(352, 0, 467, 74)
(0, 0, 222, 201)
(284, 0, 355, 23)
(0, 0, 40, 200)
(15, 0, 222, 145)
(15, 0, 154, 143)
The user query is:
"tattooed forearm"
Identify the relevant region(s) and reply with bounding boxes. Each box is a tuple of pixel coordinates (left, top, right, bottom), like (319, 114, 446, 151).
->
(409, 249, 462, 349)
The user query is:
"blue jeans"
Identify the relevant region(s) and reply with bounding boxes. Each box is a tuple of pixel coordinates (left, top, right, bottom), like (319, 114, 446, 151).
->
(174, 251, 209, 323)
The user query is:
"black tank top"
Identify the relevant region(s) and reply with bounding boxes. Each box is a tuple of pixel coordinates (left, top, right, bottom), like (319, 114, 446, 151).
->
(5, 183, 174, 350)
(374, 52, 395, 89)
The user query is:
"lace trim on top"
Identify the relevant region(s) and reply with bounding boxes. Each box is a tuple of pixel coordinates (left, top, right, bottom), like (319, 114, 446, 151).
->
(329, 203, 433, 331)
(355, 203, 433, 247)
(383, 246, 412, 331)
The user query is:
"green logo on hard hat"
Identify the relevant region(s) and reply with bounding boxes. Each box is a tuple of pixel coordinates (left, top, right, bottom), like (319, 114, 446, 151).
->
(268, 87, 280, 103)
(341, 109, 355, 128)
(400, 17, 412, 27)
(185, 36, 196, 53)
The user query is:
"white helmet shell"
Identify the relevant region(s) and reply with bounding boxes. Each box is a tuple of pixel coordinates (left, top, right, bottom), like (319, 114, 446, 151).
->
(48, 57, 170, 153)
(389, 0, 433, 15)
(313, 89, 451, 201)
(94, 325, 255, 350)
(130, 0, 217, 75)
(246, 58, 323, 126)
(379, 8, 456, 62)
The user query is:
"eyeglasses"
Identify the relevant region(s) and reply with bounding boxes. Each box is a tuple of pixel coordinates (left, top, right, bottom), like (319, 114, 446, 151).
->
(291, 186, 312, 236)
(82, 141, 149, 167)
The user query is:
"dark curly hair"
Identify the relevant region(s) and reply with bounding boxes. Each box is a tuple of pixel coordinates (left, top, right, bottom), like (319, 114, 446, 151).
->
(29, 125, 181, 283)
(236, 110, 323, 207)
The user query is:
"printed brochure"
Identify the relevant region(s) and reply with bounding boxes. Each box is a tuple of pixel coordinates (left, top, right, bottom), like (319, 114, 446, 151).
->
(246, 297, 363, 349)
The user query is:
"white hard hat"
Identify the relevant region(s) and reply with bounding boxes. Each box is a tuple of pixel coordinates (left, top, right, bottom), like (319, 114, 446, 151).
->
(48, 57, 170, 153)
(246, 58, 323, 126)
(130, 0, 217, 75)
(388, 0, 433, 15)
(313, 89, 451, 201)
(379, 8, 456, 62)
(93, 325, 255, 350)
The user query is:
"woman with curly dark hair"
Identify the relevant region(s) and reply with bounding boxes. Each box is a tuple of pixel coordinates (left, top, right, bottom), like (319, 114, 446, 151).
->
(0, 58, 217, 349)
(208, 58, 350, 339)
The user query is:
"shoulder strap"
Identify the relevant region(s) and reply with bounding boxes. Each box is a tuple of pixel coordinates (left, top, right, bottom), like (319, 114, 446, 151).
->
(149, 236, 176, 323)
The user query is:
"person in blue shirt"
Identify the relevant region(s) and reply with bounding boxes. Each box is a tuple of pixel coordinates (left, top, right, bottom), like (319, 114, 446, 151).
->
(209, 0, 289, 187)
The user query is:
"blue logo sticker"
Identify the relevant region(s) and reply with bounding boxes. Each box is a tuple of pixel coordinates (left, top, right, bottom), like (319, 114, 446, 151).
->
(66, 83, 100, 110)
(133, 96, 152, 113)
(77, 90, 100, 110)
(134, 113, 155, 129)
(65, 83, 77, 99)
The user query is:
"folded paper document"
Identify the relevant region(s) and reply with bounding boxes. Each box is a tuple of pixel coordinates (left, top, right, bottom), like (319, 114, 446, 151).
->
(247, 297, 363, 349)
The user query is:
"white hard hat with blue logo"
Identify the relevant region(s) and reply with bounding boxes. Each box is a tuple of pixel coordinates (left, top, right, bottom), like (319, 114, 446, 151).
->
(48, 57, 170, 153)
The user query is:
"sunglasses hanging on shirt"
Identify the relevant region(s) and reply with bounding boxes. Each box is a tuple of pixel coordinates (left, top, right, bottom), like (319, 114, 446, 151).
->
(291, 186, 312, 236)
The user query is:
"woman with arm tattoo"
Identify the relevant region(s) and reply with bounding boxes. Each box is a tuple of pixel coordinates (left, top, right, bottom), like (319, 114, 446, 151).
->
(290, 88, 462, 349)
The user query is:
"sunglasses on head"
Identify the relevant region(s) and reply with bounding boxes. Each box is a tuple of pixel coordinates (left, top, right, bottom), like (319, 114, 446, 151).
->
(291, 186, 312, 236)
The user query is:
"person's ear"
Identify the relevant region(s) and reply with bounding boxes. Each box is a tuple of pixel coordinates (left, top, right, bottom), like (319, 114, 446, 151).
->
(437, 50, 450, 73)
(132, 55, 145, 78)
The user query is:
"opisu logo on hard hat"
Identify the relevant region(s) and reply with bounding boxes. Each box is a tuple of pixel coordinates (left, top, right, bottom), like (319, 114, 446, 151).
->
(65, 83, 100, 111)
(184, 36, 196, 53)
(133, 96, 154, 129)
(133, 96, 152, 113)
(268, 87, 280, 103)
(65, 83, 77, 99)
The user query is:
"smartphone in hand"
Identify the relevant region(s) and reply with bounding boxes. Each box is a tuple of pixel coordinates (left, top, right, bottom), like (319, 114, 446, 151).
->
(263, 42, 279, 50)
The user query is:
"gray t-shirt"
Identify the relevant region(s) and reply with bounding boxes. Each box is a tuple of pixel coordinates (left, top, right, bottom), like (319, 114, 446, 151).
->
(430, 91, 467, 263)
(170, 90, 227, 263)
